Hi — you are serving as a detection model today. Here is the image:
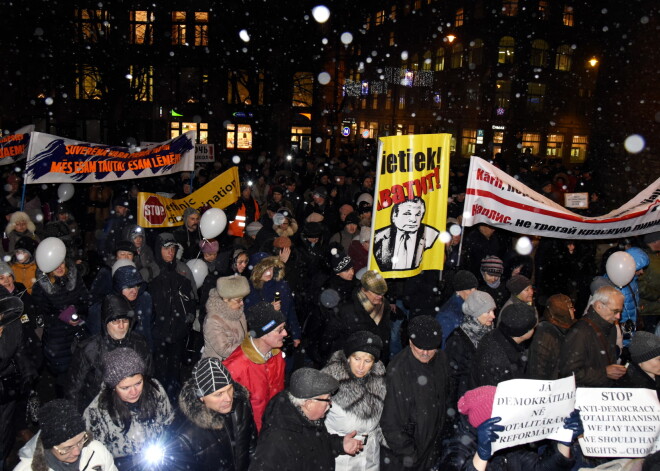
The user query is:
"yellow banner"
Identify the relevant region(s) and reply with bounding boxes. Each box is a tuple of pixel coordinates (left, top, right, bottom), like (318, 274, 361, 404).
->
(137, 167, 240, 228)
(368, 134, 452, 278)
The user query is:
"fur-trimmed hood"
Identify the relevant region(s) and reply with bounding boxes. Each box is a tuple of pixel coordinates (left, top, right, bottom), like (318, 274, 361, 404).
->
(34, 259, 78, 294)
(250, 256, 285, 290)
(321, 349, 386, 421)
(178, 377, 249, 430)
(273, 218, 298, 237)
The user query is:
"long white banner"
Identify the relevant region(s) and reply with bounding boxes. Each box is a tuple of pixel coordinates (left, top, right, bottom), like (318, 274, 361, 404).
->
(463, 157, 660, 239)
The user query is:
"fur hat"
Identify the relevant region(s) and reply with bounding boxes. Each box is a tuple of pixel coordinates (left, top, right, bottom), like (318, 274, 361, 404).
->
(361, 270, 387, 295)
(499, 303, 537, 337)
(192, 357, 233, 398)
(217, 275, 250, 300)
(453, 270, 479, 291)
(245, 222, 263, 237)
(199, 239, 219, 254)
(629, 331, 660, 364)
(506, 275, 532, 296)
(289, 367, 338, 399)
(462, 291, 496, 318)
(246, 301, 286, 338)
(103, 347, 145, 387)
(38, 399, 87, 449)
(408, 315, 442, 350)
(343, 330, 383, 360)
(458, 386, 497, 428)
(480, 256, 504, 276)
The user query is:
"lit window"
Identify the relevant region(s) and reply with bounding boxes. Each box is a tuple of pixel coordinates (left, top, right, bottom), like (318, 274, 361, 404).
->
(172, 11, 186, 45)
(469, 39, 484, 66)
(398, 91, 406, 110)
(455, 8, 464, 26)
(129, 65, 153, 101)
(292, 72, 314, 107)
(194, 12, 209, 46)
(375, 10, 385, 26)
(130, 11, 154, 45)
(526, 82, 546, 112)
(502, 0, 518, 16)
(538, 0, 549, 20)
(171, 122, 208, 144)
(546, 134, 564, 157)
(530, 39, 549, 67)
(389, 31, 395, 46)
(226, 124, 252, 150)
(495, 80, 511, 109)
(410, 54, 419, 71)
(462, 129, 477, 156)
(570, 135, 588, 162)
(522, 133, 541, 154)
(390, 5, 397, 20)
(414, 0, 422, 10)
(498, 36, 515, 64)
(451, 43, 463, 68)
(422, 51, 432, 70)
(555, 44, 573, 71)
(563, 6, 574, 26)
(435, 48, 445, 71)
(75, 65, 103, 100)
(75, 9, 109, 43)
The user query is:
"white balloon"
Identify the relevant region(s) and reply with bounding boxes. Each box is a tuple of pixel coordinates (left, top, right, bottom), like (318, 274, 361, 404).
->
(186, 259, 209, 289)
(605, 251, 636, 287)
(57, 183, 75, 202)
(199, 208, 227, 239)
(35, 237, 67, 273)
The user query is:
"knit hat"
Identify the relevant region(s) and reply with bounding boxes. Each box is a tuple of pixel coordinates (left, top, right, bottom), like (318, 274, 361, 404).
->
(271, 186, 284, 196)
(199, 239, 219, 254)
(112, 264, 143, 291)
(313, 187, 328, 199)
(458, 386, 497, 428)
(0, 296, 24, 328)
(499, 303, 537, 337)
(102, 347, 146, 387)
(159, 232, 178, 248)
(306, 212, 325, 223)
(245, 222, 263, 237)
(343, 330, 383, 361)
(114, 240, 136, 255)
(289, 367, 339, 399)
(506, 275, 532, 296)
(0, 261, 13, 277)
(273, 236, 292, 249)
(480, 256, 504, 276)
(246, 301, 286, 338)
(344, 213, 360, 227)
(192, 357, 233, 398)
(38, 399, 87, 449)
(643, 231, 660, 245)
(462, 291, 496, 318)
(408, 315, 443, 350)
(249, 251, 270, 268)
(217, 275, 250, 299)
(111, 259, 136, 278)
(303, 221, 323, 238)
(361, 270, 387, 295)
(102, 294, 134, 325)
(453, 270, 479, 291)
(629, 331, 660, 364)
(330, 249, 353, 274)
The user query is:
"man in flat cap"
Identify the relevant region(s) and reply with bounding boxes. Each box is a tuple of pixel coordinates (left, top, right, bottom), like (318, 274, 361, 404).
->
(249, 368, 364, 471)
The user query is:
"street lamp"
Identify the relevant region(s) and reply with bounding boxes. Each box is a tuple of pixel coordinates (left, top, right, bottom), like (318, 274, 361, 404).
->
(446, 34, 457, 43)
(588, 57, 598, 67)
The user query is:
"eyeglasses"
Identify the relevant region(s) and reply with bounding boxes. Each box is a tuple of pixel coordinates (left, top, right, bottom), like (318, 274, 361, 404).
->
(53, 432, 89, 456)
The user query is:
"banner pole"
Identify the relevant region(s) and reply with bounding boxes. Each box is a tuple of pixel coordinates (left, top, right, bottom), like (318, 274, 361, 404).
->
(456, 156, 478, 267)
(19, 130, 37, 212)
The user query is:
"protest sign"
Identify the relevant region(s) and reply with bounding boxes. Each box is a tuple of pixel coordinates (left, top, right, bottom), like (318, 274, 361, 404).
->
(489, 376, 575, 453)
(137, 166, 240, 228)
(564, 192, 589, 209)
(576, 388, 660, 458)
(368, 133, 451, 278)
(463, 157, 660, 239)
(24, 131, 196, 184)
(195, 143, 215, 163)
(0, 125, 34, 166)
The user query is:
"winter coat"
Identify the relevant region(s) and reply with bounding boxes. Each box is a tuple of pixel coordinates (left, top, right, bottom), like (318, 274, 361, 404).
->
(461, 229, 504, 279)
(323, 289, 391, 363)
(322, 350, 386, 471)
(14, 433, 117, 471)
(527, 320, 570, 380)
(165, 379, 257, 471)
(11, 260, 37, 294)
(617, 362, 659, 400)
(469, 328, 528, 388)
(558, 307, 618, 387)
(0, 316, 37, 400)
(330, 227, 357, 254)
(436, 294, 464, 348)
(202, 289, 248, 360)
(249, 391, 345, 471)
(65, 295, 153, 413)
(31, 260, 92, 375)
(150, 259, 197, 343)
(607, 247, 649, 327)
(445, 327, 479, 409)
(173, 212, 203, 261)
(380, 346, 449, 470)
(639, 247, 660, 318)
(83, 379, 174, 459)
(223, 336, 285, 432)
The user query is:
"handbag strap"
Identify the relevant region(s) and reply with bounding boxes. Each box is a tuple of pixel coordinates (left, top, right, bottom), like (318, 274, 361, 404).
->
(584, 318, 614, 364)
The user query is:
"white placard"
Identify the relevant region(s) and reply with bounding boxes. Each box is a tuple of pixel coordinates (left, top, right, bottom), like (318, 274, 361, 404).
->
(576, 388, 660, 458)
(490, 376, 576, 453)
(195, 143, 215, 162)
(564, 192, 589, 208)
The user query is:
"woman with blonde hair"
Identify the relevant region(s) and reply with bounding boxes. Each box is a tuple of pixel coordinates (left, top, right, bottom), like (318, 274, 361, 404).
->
(4, 211, 39, 255)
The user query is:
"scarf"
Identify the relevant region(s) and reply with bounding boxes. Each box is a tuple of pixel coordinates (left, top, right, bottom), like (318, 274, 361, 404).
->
(357, 289, 384, 325)
(44, 450, 82, 471)
(459, 314, 493, 349)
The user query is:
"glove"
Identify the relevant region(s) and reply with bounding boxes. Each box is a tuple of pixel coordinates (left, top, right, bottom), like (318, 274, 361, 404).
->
(476, 417, 504, 461)
(560, 410, 583, 446)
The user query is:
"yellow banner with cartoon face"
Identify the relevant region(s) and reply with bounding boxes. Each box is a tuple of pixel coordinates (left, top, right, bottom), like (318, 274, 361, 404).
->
(368, 134, 452, 278)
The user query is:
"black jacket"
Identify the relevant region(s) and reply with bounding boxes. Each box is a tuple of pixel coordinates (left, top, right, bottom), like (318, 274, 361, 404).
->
(618, 362, 660, 400)
(558, 308, 617, 387)
(445, 328, 477, 409)
(166, 380, 256, 471)
(249, 391, 345, 471)
(380, 347, 449, 470)
(470, 328, 528, 388)
(150, 257, 197, 342)
(527, 320, 569, 380)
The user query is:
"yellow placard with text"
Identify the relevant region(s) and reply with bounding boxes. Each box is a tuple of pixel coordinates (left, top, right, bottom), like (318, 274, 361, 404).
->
(368, 134, 451, 278)
(137, 166, 240, 228)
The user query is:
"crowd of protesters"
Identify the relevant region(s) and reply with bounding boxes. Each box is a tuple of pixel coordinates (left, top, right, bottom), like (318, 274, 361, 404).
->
(0, 149, 659, 471)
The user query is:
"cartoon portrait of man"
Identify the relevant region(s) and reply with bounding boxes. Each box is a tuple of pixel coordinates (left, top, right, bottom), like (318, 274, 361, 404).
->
(373, 196, 440, 271)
